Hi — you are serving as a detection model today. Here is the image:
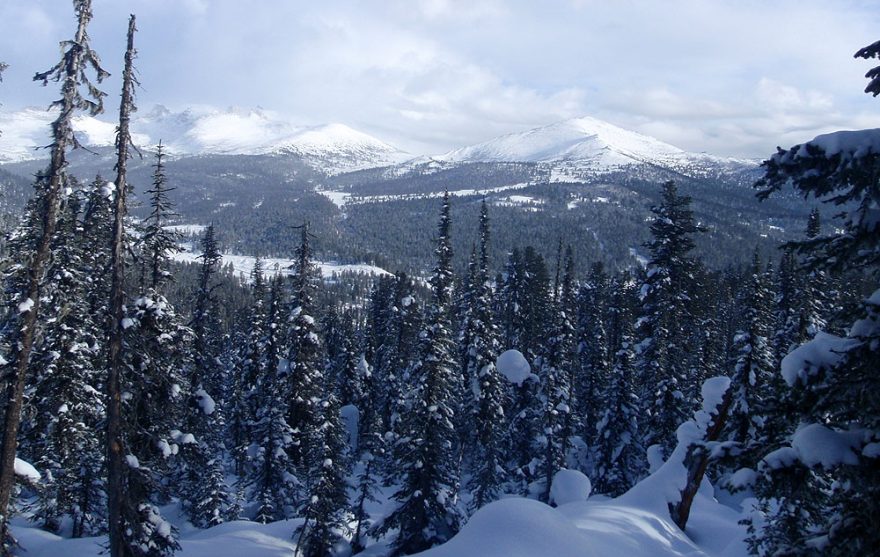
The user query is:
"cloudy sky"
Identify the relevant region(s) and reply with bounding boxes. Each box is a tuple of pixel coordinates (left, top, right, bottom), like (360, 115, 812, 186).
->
(1, 0, 879, 157)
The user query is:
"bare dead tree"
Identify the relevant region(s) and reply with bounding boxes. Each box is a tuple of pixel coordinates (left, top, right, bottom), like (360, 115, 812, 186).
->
(0, 2, 107, 552)
(669, 381, 733, 531)
(106, 14, 138, 557)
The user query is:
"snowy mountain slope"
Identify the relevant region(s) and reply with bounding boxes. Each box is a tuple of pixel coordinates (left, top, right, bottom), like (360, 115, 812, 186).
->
(0, 105, 408, 174)
(433, 116, 756, 181)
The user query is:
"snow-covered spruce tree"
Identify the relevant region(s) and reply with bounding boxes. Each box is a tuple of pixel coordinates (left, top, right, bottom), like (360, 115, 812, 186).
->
(592, 277, 643, 496)
(717, 250, 778, 490)
(285, 223, 324, 471)
(351, 359, 384, 552)
(327, 309, 363, 408)
(856, 39, 880, 96)
(247, 275, 299, 523)
(772, 250, 801, 364)
(535, 245, 577, 503)
(26, 190, 106, 536)
(498, 248, 524, 351)
(294, 390, 351, 557)
(574, 262, 611, 467)
(465, 200, 507, 513)
(105, 18, 187, 555)
(121, 289, 191, 553)
(139, 141, 181, 291)
(747, 59, 880, 550)
(455, 246, 479, 457)
(364, 276, 397, 433)
(371, 273, 422, 483)
(229, 257, 268, 476)
(0, 1, 108, 548)
(634, 180, 704, 459)
(376, 192, 463, 555)
(179, 224, 231, 528)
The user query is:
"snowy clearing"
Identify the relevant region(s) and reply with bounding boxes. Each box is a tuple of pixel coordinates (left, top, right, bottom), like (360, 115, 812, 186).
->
(315, 183, 532, 208)
(170, 246, 390, 281)
(163, 224, 208, 235)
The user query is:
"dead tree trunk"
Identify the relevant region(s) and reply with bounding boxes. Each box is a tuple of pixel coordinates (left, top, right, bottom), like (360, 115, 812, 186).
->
(669, 382, 733, 531)
(106, 15, 137, 557)
(0, 2, 106, 552)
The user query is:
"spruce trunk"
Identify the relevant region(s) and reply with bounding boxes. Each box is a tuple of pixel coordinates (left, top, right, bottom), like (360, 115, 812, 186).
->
(106, 16, 136, 557)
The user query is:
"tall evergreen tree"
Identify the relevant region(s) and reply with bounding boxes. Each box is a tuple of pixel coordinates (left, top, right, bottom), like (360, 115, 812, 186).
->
(103, 16, 184, 556)
(376, 193, 463, 555)
(535, 245, 576, 503)
(750, 57, 880, 551)
(718, 250, 777, 489)
(575, 262, 611, 466)
(177, 219, 232, 531)
(230, 258, 268, 476)
(140, 142, 180, 291)
(592, 277, 642, 496)
(294, 389, 351, 557)
(247, 275, 299, 523)
(465, 200, 506, 512)
(0, 3, 108, 548)
(634, 180, 703, 459)
(27, 189, 105, 536)
(286, 223, 324, 471)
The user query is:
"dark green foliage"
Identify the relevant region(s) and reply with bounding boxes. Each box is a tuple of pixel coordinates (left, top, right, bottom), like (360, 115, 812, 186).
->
(247, 276, 299, 523)
(464, 201, 506, 512)
(635, 181, 704, 458)
(376, 194, 463, 556)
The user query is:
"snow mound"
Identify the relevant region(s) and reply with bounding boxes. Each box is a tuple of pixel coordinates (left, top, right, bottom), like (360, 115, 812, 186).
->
(14, 457, 40, 482)
(11, 517, 305, 557)
(549, 469, 592, 506)
(415, 496, 723, 557)
(496, 350, 532, 385)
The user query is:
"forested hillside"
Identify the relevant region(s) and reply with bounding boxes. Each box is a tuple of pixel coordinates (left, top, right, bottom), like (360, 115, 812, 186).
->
(0, 2, 878, 557)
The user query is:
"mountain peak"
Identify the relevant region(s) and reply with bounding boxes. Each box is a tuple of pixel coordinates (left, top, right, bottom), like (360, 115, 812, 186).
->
(432, 115, 752, 180)
(439, 115, 687, 165)
(0, 105, 407, 173)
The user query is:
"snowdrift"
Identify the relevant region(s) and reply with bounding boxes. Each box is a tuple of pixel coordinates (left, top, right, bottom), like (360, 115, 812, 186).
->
(414, 491, 745, 557)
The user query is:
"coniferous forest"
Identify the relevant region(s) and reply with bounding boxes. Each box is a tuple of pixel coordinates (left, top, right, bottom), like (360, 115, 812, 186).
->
(0, 2, 879, 556)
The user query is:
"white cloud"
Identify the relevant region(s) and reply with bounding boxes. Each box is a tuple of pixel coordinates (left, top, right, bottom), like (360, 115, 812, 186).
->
(1, 0, 879, 157)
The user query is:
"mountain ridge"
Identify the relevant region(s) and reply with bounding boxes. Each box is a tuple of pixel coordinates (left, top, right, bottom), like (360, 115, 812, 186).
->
(429, 116, 757, 181)
(0, 105, 410, 175)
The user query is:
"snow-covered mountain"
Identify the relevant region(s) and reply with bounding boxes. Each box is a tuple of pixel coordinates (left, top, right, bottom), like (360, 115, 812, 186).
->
(431, 116, 755, 181)
(0, 105, 409, 174)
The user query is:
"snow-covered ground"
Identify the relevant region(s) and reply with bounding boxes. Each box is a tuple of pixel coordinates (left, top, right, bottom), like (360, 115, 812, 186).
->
(169, 244, 391, 282)
(315, 183, 532, 209)
(8, 365, 750, 557)
(9, 474, 748, 557)
(164, 224, 208, 235)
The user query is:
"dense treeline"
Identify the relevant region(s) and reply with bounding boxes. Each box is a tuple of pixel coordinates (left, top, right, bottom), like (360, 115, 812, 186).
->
(1, 3, 878, 556)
